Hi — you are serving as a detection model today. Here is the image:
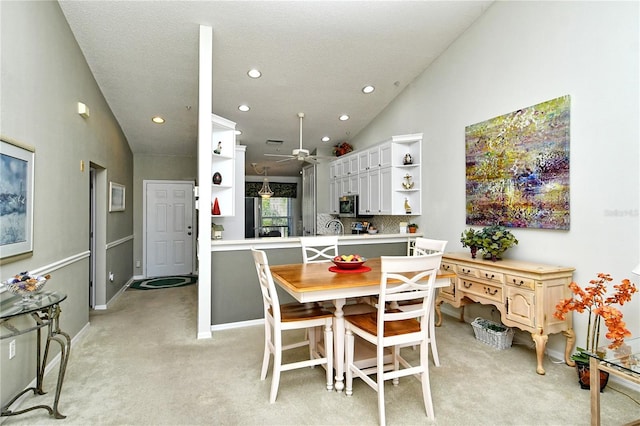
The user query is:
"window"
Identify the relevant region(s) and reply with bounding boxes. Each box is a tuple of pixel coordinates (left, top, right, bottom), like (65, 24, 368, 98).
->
(260, 198, 292, 237)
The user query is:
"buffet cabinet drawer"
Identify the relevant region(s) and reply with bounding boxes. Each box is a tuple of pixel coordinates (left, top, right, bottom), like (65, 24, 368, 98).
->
(505, 274, 535, 290)
(438, 262, 457, 302)
(456, 264, 479, 278)
(440, 261, 455, 274)
(476, 268, 504, 284)
(457, 278, 503, 303)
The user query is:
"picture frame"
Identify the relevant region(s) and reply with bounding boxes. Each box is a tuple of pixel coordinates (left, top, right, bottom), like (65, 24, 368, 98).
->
(1, 137, 35, 261)
(109, 182, 126, 212)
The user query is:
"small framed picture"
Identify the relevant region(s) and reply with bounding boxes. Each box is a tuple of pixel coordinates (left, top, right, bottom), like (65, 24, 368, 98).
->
(109, 182, 125, 212)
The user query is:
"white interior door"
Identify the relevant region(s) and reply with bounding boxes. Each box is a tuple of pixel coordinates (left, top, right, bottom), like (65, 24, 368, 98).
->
(145, 181, 194, 277)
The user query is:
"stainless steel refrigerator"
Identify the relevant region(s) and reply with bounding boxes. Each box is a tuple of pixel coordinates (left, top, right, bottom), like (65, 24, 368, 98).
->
(244, 197, 261, 238)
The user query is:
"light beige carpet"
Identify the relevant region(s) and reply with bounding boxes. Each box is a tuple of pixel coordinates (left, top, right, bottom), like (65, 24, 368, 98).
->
(3, 283, 639, 425)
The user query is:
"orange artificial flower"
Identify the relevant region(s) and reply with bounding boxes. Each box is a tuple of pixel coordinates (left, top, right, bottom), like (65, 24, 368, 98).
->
(554, 273, 637, 352)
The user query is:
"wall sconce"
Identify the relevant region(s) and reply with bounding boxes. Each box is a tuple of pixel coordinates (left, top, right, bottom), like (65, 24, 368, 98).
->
(77, 102, 90, 118)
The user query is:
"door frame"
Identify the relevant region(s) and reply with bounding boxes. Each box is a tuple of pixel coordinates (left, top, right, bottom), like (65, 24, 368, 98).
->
(142, 179, 196, 278)
(89, 163, 107, 309)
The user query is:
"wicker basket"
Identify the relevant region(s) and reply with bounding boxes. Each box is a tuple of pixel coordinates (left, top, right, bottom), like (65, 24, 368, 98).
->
(471, 317, 514, 350)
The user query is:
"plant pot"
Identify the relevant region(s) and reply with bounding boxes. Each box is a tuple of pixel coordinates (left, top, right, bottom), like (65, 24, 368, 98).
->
(482, 253, 502, 261)
(470, 247, 478, 259)
(575, 360, 609, 392)
(408, 227, 417, 234)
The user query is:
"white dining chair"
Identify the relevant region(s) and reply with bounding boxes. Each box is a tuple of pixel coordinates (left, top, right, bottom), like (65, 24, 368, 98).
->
(251, 248, 334, 403)
(300, 235, 339, 263)
(400, 238, 447, 365)
(345, 253, 443, 425)
(299, 236, 376, 315)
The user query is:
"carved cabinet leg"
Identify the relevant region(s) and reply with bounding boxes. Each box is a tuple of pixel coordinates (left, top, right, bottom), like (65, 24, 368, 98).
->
(563, 328, 576, 367)
(531, 332, 549, 375)
(434, 300, 443, 327)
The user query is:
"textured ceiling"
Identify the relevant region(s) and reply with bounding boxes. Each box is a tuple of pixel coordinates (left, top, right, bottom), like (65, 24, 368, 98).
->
(59, 1, 493, 176)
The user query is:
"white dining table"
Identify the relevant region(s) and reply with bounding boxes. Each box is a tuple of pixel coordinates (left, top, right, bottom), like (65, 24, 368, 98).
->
(270, 257, 455, 392)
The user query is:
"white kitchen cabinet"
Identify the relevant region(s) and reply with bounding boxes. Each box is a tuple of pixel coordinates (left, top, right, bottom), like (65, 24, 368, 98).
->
(358, 166, 391, 215)
(329, 179, 338, 214)
(328, 133, 422, 216)
(339, 174, 359, 196)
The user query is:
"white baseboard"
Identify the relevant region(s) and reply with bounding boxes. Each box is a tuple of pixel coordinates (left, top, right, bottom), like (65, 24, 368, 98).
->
(211, 318, 263, 332)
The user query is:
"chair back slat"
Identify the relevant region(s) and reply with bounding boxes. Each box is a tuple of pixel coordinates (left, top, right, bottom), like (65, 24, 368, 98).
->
(377, 253, 443, 332)
(300, 236, 339, 263)
(252, 248, 281, 322)
(413, 237, 447, 256)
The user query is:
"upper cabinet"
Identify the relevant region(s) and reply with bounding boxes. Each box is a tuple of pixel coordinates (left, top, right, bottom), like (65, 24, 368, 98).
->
(211, 114, 236, 217)
(329, 133, 423, 216)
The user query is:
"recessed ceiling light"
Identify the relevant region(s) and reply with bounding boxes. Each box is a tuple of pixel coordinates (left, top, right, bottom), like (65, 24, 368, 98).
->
(362, 85, 375, 94)
(339, 114, 350, 121)
(152, 116, 165, 124)
(247, 69, 262, 78)
(238, 105, 250, 112)
(321, 136, 330, 142)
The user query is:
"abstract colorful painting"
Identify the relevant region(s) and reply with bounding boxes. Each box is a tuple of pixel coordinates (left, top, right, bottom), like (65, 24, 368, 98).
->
(465, 95, 570, 230)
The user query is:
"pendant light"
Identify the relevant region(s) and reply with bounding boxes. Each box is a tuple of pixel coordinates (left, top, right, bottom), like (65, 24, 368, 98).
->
(258, 166, 274, 198)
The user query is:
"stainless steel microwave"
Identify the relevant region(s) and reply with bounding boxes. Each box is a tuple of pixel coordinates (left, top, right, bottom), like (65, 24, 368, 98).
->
(339, 195, 358, 218)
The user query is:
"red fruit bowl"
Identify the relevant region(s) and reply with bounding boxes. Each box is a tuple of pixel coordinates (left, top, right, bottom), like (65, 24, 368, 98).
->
(332, 257, 367, 270)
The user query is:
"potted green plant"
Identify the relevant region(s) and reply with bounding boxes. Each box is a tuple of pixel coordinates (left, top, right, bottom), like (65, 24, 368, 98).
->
(407, 223, 418, 233)
(460, 228, 482, 258)
(477, 225, 518, 261)
(554, 273, 637, 390)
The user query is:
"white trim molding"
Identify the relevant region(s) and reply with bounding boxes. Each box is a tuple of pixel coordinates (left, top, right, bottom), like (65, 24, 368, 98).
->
(106, 234, 134, 250)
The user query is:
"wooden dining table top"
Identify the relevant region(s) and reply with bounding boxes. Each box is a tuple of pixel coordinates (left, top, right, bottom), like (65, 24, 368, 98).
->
(270, 257, 456, 294)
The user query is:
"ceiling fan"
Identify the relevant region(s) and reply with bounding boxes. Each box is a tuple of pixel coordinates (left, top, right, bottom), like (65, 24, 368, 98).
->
(265, 112, 331, 164)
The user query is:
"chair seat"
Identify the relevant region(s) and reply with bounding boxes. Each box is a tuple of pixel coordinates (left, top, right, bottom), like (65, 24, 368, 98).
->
(275, 304, 334, 322)
(346, 311, 421, 337)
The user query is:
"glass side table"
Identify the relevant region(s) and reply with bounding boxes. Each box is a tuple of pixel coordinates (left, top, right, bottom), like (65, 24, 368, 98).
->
(585, 338, 640, 426)
(0, 290, 70, 419)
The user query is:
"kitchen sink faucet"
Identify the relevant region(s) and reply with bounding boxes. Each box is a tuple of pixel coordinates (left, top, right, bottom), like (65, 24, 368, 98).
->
(326, 219, 344, 236)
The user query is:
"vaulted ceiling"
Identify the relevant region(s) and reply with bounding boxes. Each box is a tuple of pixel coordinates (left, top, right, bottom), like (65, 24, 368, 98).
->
(59, 1, 493, 176)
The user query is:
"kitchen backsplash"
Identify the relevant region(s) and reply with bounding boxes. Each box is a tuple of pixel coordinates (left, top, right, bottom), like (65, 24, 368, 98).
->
(317, 214, 419, 235)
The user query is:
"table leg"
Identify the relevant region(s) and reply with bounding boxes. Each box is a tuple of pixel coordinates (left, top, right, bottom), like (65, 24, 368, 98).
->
(333, 297, 346, 392)
(589, 356, 600, 426)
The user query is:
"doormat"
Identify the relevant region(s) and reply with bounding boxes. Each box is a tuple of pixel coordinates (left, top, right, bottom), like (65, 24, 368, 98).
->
(129, 275, 197, 290)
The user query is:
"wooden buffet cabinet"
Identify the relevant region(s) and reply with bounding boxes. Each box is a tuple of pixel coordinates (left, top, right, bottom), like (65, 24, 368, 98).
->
(435, 252, 576, 374)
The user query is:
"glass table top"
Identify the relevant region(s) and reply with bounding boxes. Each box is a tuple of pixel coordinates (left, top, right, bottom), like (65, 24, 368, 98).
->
(0, 290, 67, 319)
(585, 337, 640, 377)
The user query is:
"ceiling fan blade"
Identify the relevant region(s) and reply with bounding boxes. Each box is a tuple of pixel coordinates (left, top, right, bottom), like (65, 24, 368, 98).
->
(265, 153, 294, 158)
(276, 157, 295, 163)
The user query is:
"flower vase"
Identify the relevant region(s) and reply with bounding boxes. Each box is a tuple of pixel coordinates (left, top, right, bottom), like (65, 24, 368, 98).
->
(575, 360, 609, 392)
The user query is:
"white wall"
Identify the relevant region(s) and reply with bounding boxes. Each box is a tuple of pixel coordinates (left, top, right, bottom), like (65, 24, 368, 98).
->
(352, 1, 639, 355)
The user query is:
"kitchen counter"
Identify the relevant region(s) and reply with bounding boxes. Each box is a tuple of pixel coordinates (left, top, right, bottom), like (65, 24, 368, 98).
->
(211, 232, 422, 252)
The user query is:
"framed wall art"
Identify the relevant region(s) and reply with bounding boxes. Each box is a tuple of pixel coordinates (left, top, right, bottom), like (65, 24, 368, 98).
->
(109, 182, 126, 212)
(465, 95, 571, 230)
(0, 137, 35, 261)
